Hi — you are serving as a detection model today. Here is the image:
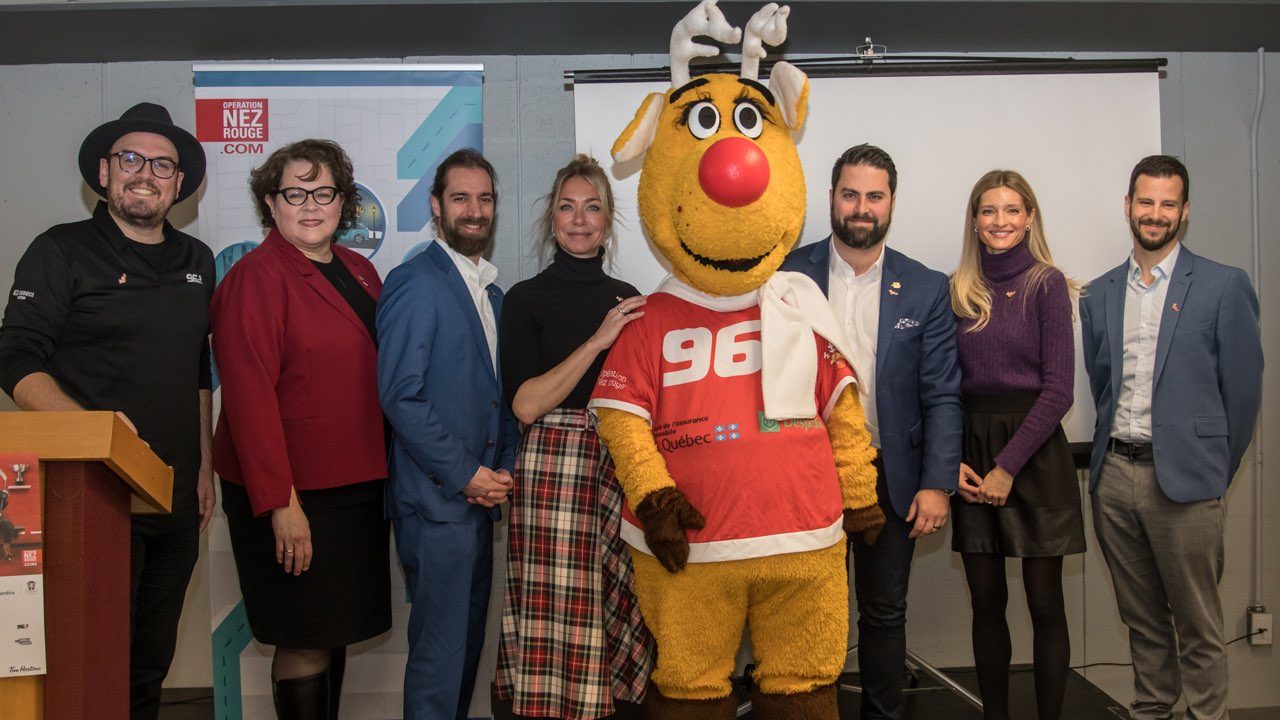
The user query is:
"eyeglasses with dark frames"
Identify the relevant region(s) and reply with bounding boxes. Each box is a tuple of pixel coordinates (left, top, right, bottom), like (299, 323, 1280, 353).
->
(274, 186, 342, 206)
(107, 151, 180, 179)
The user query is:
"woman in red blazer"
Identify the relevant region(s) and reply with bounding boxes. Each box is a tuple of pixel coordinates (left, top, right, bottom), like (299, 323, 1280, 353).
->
(212, 139, 390, 720)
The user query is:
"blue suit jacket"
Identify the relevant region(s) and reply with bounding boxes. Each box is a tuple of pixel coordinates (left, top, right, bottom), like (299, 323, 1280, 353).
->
(1079, 246, 1262, 502)
(376, 242, 520, 522)
(781, 240, 963, 518)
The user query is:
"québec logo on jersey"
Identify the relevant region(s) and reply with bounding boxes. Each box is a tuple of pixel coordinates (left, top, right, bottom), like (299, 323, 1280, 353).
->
(196, 98, 269, 155)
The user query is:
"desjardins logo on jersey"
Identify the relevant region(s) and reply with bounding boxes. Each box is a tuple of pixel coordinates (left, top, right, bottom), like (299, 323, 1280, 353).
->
(758, 412, 822, 433)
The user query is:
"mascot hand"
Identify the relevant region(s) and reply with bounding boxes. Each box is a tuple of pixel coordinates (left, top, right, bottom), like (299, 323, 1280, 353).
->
(635, 486, 706, 573)
(843, 504, 885, 547)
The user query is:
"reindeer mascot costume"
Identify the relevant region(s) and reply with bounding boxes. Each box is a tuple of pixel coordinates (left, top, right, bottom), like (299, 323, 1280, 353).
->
(587, 3, 884, 718)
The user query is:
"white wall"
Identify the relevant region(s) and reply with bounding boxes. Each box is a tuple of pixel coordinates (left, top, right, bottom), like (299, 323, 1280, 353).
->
(0, 50, 1277, 711)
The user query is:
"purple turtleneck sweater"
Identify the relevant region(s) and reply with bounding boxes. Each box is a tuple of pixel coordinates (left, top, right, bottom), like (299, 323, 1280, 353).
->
(956, 241, 1073, 476)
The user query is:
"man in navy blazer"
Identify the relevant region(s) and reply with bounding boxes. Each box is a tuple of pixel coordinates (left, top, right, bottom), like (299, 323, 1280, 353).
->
(377, 149, 520, 720)
(781, 144, 963, 720)
(1081, 155, 1261, 720)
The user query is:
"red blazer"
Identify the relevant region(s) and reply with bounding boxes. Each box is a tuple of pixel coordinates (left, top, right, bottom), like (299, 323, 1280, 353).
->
(212, 230, 386, 516)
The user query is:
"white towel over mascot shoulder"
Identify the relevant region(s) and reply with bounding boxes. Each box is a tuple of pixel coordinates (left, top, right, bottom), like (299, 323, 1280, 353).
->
(586, 3, 883, 718)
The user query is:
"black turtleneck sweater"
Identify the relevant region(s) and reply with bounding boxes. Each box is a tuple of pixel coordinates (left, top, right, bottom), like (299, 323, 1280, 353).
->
(499, 246, 640, 410)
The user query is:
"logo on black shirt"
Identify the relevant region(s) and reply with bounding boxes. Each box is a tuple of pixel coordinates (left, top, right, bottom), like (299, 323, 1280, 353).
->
(10, 289, 34, 301)
(186, 273, 204, 285)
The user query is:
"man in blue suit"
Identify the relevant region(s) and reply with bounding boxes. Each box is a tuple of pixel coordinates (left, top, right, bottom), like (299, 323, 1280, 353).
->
(781, 144, 963, 720)
(1081, 155, 1262, 720)
(377, 149, 521, 720)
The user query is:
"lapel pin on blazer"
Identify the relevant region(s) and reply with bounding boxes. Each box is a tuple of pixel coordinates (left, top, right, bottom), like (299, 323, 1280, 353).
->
(889, 280, 901, 296)
(1171, 302, 1180, 312)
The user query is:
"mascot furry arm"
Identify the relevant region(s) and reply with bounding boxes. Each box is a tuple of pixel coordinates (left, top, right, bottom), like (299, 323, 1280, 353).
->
(826, 390, 883, 544)
(596, 408, 705, 573)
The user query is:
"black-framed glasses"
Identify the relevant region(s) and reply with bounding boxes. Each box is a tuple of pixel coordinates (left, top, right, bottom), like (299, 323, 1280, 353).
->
(108, 151, 180, 179)
(274, 186, 341, 206)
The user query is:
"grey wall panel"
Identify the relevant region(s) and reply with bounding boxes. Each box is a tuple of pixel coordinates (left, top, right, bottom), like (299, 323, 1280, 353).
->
(0, 63, 104, 412)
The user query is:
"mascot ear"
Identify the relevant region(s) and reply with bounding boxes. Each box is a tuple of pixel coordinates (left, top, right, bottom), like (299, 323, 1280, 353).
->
(769, 61, 809, 130)
(612, 92, 665, 163)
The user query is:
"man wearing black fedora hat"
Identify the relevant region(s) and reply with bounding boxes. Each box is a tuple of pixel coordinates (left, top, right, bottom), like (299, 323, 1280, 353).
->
(0, 102, 215, 720)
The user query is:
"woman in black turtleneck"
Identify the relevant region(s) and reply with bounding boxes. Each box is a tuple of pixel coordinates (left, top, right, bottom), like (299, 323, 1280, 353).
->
(493, 156, 653, 720)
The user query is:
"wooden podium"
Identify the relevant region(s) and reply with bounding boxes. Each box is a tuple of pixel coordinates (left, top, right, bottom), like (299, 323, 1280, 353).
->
(0, 412, 173, 720)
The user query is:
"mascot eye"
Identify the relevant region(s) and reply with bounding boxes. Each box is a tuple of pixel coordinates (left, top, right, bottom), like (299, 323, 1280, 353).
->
(685, 101, 721, 139)
(733, 102, 764, 139)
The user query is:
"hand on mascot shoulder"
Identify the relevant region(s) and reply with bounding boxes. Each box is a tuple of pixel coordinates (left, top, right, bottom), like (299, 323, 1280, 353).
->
(843, 504, 885, 547)
(635, 486, 707, 573)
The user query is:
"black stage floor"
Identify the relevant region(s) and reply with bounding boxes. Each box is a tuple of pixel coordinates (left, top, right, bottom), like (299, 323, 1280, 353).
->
(817, 665, 1129, 719)
(160, 666, 1126, 718)
(158, 681, 1280, 718)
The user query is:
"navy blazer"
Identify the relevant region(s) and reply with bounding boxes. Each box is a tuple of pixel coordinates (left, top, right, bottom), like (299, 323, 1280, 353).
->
(781, 240, 963, 518)
(376, 241, 520, 522)
(1080, 246, 1262, 502)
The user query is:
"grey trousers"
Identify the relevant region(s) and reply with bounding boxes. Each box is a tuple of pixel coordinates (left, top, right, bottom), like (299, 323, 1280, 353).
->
(1092, 451, 1228, 720)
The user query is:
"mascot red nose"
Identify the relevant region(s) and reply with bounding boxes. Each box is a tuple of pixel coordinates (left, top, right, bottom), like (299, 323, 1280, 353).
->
(699, 136, 771, 207)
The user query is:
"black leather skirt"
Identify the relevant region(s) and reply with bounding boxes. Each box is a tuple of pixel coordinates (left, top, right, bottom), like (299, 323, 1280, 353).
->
(951, 393, 1086, 558)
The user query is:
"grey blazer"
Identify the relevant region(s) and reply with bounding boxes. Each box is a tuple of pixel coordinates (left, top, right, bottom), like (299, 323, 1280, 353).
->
(1080, 246, 1263, 502)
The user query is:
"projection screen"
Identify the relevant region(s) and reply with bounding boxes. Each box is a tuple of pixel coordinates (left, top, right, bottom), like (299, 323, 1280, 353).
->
(573, 68, 1162, 443)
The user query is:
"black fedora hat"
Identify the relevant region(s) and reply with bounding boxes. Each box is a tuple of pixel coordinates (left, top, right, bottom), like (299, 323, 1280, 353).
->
(78, 102, 206, 202)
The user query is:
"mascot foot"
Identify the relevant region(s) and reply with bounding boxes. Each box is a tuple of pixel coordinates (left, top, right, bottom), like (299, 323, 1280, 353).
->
(749, 684, 839, 720)
(644, 684, 736, 720)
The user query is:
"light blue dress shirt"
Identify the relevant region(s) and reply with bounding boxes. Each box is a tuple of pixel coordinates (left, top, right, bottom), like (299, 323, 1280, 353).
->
(1110, 243, 1182, 442)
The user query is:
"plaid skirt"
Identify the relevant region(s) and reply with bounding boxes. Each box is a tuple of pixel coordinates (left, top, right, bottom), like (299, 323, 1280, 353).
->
(495, 408, 655, 719)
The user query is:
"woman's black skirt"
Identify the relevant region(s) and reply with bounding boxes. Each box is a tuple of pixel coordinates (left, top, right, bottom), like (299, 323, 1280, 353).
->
(951, 393, 1085, 558)
(221, 478, 392, 648)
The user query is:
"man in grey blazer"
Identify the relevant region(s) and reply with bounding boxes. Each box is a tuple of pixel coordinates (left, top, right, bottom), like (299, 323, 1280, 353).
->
(1080, 155, 1262, 720)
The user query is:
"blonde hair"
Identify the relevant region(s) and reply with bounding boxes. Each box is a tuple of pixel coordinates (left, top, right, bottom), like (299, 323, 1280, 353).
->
(950, 169, 1078, 332)
(536, 154, 617, 265)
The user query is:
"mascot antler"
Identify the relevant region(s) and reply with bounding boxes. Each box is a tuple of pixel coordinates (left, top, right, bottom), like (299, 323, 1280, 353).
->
(669, 0, 741, 87)
(741, 3, 790, 81)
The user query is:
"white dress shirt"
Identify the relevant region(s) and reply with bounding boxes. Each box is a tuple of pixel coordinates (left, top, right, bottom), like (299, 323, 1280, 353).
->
(1111, 243, 1181, 443)
(827, 238, 882, 447)
(436, 237, 499, 373)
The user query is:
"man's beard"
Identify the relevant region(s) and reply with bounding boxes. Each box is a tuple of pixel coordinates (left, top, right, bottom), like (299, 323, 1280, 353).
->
(439, 212, 493, 257)
(108, 179, 171, 230)
(1129, 214, 1181, 252)
(831, 208, 891, 250)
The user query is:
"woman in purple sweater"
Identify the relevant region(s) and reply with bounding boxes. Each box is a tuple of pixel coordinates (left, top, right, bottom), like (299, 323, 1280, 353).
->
(950, 170, 1085, 720)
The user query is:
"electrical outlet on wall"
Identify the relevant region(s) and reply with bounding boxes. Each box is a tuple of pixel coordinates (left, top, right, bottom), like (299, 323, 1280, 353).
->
(1247, 606, 1272, 646)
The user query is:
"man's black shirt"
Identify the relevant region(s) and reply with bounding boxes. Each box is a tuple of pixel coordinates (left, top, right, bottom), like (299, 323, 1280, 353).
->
(0, 202, 214, 509)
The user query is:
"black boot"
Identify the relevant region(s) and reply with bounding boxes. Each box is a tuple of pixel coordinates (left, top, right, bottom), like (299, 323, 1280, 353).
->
(272, 670, 331, 720)
(489, 684, 516, 720)
(610, 698, 645, 720)
(327, 648, 346, 720)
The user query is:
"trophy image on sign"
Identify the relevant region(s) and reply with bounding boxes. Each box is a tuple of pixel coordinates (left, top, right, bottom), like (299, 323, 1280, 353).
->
(12, 464, 27, 486)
